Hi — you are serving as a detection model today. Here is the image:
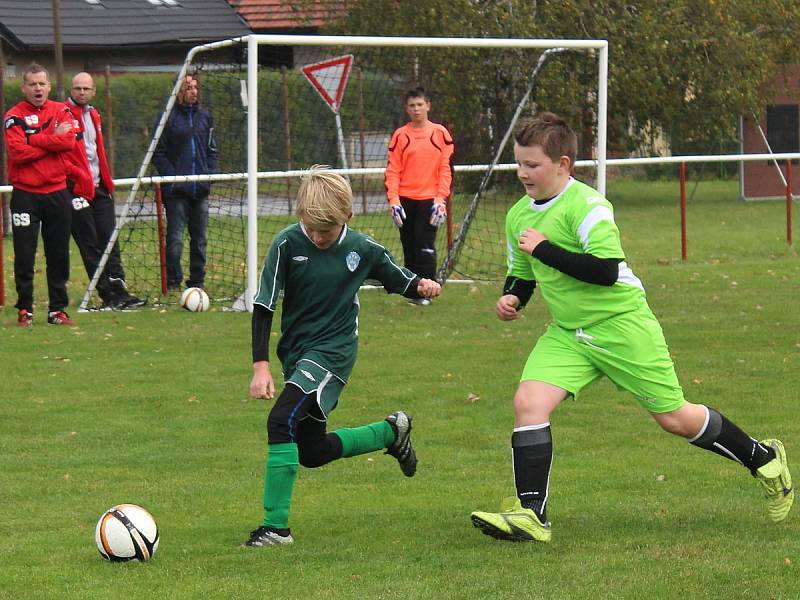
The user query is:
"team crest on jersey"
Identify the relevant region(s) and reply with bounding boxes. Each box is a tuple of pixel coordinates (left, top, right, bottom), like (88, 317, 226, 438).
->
(345, 251, 360, 272)
(24, 114, 39, 126)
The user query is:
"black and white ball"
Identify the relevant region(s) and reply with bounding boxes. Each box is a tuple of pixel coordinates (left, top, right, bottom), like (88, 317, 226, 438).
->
(180, 287, 210, 312)
(95, 504, 159, 562)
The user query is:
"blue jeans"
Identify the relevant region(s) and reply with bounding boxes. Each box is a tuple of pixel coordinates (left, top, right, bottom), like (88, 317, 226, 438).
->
(164, 193, 208, 288)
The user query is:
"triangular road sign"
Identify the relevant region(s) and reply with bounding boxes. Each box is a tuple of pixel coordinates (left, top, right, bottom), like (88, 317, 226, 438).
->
(301, 54, 354, 114)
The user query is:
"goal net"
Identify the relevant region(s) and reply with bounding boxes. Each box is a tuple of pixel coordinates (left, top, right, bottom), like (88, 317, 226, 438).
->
(80, 35, 607, 311)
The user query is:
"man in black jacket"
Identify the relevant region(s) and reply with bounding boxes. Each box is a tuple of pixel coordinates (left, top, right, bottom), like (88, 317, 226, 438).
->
(153, 74, 217, 290)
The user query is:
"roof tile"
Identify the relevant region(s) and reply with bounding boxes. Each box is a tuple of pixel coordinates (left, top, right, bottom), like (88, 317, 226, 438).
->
(227, 0, 345, 30)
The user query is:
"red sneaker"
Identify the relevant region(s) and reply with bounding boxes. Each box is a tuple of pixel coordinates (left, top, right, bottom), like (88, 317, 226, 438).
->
(47, 310, 75, 326)
(17, 309, 33, 327)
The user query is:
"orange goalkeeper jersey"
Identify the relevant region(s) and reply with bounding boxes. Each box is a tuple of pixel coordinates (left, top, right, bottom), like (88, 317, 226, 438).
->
(385, 121, 454, 203)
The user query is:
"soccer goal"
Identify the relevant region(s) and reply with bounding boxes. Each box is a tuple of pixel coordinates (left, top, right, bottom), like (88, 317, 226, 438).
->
(80, 34, 607, 311)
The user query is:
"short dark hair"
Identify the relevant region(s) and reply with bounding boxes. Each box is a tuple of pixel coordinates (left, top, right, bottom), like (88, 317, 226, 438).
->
(23, 63, 49, 83)
(404, 86, 429, 103)
(514, 112, 577, 166)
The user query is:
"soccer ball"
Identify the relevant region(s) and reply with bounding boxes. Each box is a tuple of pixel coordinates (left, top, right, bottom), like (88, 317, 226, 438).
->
(180, 287, 210, 312)
(95, 504, 160, 562)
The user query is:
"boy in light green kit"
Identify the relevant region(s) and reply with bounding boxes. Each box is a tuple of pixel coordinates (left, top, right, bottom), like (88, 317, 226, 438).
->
(243, 166, 441, 547)
(470, 112, 793, 543)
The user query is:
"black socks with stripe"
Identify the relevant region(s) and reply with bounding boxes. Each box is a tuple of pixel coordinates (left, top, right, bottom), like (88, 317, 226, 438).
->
(512, 424, 553, 523)
(689, 405, 775, 473)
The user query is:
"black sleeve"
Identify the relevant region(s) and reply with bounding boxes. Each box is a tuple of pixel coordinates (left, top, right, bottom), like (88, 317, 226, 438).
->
(503, 276, 536, 308)
(531, 241, 621, 286)
(251, 304, 274, 363)
(401, 275, 423, 299)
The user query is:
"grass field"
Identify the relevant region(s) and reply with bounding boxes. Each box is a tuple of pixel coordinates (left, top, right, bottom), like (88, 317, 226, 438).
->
(1, 179, 798, 599)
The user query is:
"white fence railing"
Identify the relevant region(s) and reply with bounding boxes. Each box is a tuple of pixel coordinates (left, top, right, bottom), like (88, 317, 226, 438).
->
(3, 151, 799, 194)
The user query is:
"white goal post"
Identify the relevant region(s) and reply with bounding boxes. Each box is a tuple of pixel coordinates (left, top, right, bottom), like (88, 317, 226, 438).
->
(241, 34, 608, 311)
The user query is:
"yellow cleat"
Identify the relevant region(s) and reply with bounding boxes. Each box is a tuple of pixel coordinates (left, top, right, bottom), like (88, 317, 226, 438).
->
(755, 439, 794, 523)
(470, 497, 552, 543)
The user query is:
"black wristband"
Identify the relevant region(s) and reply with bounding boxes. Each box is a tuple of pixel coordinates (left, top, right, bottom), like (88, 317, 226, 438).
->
(503, 276, 536, 307)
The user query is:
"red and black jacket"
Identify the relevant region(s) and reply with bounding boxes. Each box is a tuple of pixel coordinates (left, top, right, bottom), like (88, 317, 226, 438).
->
(4, 99, 75, 194)
(65, 97, 115, 200)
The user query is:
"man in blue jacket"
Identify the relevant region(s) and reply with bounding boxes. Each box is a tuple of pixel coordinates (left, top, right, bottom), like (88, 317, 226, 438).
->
(153, 74, 217, 290)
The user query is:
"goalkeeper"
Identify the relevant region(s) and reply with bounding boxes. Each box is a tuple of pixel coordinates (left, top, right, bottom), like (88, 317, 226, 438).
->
(470, 112, 793, 544)
(243, 166, 441, 548)
(384, 87, 454, 305)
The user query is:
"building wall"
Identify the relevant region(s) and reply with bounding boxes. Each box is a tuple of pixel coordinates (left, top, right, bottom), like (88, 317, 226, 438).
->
(741, 64, 800, 200)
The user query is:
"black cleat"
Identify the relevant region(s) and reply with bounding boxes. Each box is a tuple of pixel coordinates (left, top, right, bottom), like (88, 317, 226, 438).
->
(242, 526, 294, 547)
(385, 411, 417, 477)
(120, 294, 148, 309)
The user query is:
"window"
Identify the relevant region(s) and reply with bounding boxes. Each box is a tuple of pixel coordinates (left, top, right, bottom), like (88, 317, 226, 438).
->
(766, 104, 799, 164)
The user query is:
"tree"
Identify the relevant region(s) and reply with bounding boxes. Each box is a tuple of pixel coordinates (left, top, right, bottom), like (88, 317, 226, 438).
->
(329, 0, 800, 158)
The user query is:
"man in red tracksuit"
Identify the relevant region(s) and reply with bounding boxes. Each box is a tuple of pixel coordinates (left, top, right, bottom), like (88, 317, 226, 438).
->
(4, 64, 76, 326)
(64, 72, 144, 309)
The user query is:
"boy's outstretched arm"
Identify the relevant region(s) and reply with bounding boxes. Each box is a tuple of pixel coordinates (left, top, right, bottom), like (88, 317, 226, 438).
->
(250, 304, 276, 400)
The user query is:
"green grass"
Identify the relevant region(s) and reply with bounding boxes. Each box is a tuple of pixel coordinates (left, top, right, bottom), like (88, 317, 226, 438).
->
(1, 179, 799, 599)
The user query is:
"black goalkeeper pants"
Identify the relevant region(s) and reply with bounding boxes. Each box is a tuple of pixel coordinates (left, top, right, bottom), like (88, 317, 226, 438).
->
(399, 197, 438, 280)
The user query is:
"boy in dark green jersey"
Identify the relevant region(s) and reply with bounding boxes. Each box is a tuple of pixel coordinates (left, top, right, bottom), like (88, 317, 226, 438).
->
(243, 166, 441, 547)
(470, 113, 793, 543)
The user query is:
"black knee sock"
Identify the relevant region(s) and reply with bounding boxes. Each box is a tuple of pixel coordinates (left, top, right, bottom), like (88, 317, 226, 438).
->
(512, 424, 553, 523)
(689, 406, 775, 473)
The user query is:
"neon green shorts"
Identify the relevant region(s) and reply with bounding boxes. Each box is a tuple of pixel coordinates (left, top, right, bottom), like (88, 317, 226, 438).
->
(521, 306, 685, 413)
(285, 358, 345, 417)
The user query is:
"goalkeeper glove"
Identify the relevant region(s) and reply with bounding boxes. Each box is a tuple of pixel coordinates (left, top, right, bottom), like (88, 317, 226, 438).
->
(389, 203, 406, 227)
(430, 201, 447, 227)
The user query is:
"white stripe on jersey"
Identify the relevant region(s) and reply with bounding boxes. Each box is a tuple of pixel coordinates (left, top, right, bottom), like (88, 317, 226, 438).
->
(618, 261, 644, 290)
(253, 238, 287, 311)
(577, 205, 615, 250)
(365, 237, 416, 294)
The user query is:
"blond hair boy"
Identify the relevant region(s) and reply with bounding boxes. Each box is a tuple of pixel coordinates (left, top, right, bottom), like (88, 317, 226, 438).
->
(244, 166, 441, 547)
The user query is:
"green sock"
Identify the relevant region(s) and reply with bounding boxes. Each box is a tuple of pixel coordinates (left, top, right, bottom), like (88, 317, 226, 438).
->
(334, 420, 395, 458)
(262, 442, 299, 529)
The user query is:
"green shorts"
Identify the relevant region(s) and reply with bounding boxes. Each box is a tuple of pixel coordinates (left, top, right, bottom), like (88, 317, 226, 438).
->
(521, 306, 685, 413)
(285, 358, 345, 418)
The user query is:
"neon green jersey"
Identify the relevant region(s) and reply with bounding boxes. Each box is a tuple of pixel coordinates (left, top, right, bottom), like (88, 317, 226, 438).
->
(505, 178, 646, 329)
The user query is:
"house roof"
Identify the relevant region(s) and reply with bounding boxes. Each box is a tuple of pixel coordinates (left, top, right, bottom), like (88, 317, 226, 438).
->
(0, 0, 251, 50)
(227, 0, 345, 31)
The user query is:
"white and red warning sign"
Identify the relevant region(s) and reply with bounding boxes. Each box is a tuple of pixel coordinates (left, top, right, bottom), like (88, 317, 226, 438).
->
(301, 54, 354, 114)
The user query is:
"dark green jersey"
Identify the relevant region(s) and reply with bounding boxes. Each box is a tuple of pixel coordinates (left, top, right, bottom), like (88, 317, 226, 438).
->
(254, 223, 418, 382)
